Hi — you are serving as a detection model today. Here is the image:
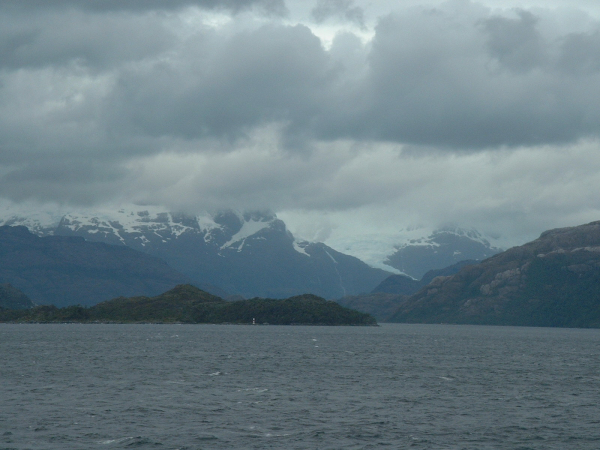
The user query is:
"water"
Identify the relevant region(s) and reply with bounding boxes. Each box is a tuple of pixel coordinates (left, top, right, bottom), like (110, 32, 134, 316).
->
(1, 324, 599, 449)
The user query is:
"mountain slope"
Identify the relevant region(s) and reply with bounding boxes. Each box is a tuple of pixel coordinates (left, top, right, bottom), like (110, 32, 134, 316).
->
(372, 260, 478, 296)
(337, 260, 478, 321)
(0, 225, 189, 307)
(389, 221, 600, 327)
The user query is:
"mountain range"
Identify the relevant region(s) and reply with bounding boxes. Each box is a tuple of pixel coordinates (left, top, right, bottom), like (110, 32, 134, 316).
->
(0, 205, 502, 301)
(1, 208, 392, 300)
(0, 283, 35, 310)
(3, 206, 599, 327)
(324, 224, 503, 275)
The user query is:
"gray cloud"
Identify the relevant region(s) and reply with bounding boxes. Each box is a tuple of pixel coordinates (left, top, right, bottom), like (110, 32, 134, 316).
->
(352, 6, 600, 148)
(482, 10, 547, 73)
(0, 11, 176, 70)
(103, 4, 600, 149)
(0, 0, 287, 15)
(3, 1, 600, 156)
(1, 0, 600, 244)
(0, 159, 131, 205)
(106, 24, 333, 142)
(557, 30, 600, 75)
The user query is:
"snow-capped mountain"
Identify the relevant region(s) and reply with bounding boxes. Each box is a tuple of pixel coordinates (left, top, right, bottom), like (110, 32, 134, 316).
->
(323, 225, 503, 280)
(382, 226, 501, 279)
(0, 205, 391, 299)
(0, 202, 502, 295)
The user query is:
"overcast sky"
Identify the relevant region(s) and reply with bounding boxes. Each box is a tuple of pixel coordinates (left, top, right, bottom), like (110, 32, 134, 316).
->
(2, 0, 600, 248)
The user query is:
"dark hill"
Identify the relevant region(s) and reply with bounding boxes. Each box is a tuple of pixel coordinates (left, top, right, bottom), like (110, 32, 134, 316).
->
(89, 284, 226, 322)
(372, 275, 420, 296)
(389, 221, 600, 328)
(0, 284, 377, 325)
(0, 226, 189, 307)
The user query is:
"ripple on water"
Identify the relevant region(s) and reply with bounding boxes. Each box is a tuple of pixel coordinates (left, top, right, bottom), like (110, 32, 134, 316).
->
(1, 323, 600, 449)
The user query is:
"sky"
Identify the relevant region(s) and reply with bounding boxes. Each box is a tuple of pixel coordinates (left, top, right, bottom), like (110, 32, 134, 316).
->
(2, 0, 600, 251)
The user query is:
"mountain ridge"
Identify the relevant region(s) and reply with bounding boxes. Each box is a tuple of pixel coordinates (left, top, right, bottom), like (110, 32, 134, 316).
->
(383, 226, 501, 279)
(389, 220, 600, 327)
(1, 207, 391, 299)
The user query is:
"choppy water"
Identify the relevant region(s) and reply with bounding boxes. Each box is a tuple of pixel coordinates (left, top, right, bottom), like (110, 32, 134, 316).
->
(1, 323, 600, 449)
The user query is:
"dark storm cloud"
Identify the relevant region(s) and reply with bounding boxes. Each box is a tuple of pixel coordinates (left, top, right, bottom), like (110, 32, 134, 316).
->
(3, 1, 600, 154)
(95, 3, 600, 150)
(482, 10, 547, 73)
(0, 11, 176, 70)
(2, 1, 600, 208)
(344, 6, 600, 148)
(0, 0, 287, 15)
(105, 24, 334, 142)
(0, 159, 130, 204)
(557, 30, 600, 75)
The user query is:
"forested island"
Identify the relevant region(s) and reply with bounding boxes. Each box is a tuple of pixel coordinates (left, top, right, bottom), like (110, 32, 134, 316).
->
(0, 284, 377, 326)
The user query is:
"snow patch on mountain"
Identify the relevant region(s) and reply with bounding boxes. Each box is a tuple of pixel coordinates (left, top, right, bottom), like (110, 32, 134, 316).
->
(196, 215, 221, 233)
(0, 203, 303, 254)
(322, 225, 503, 277)
(324, 249, 338, 264)
(0, 201, 64, 234)
(324, 228, 438, 275)
(293, 240, 310, 257)
(221, 218, 271, 250)
(393, 226, 496, 250)
(61, 207, 220, 237)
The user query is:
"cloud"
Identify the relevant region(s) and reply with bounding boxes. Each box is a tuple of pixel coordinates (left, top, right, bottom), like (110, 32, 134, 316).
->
(350, 4, 600, 148)
(556, 30, 600, 75)
(92, 133, 600, 248)
(3, 1, 600, 156)
(0, 0, 287, 15)
(105, 23, 333, 143)
(482, 10, 547, 73)
(1, 0, 600, 246)
(0, 11, 177, 70)
(311, 0, 365, 28)
(0, 158, 131, 205)
(280, 138, 600, 247)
